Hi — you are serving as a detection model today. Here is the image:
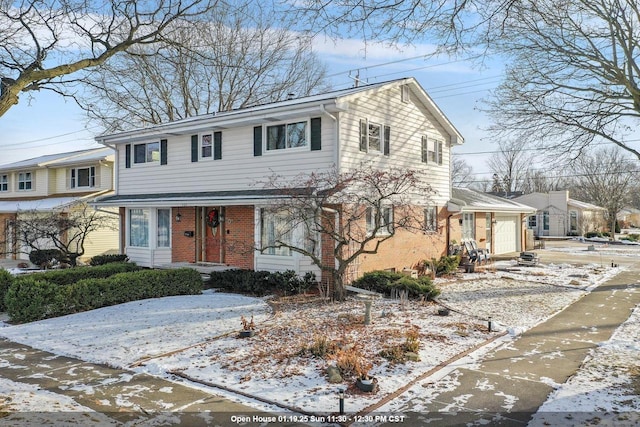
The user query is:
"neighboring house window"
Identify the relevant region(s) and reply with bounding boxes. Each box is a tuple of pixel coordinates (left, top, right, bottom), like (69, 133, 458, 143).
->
(424, 206, 438, 232)
(528, 215, 537, 229)
(17, 172, 32, 191)
(261, 208, 292, 256)
(0, 174, 8, 192)
(157, 209, 171, 248)
(134, 142, 160, 164)
(366, 206, 393, 235)
(569, 210, 578, 233)
(70, 167, 96, 188)
(266, 121, 308, 151)
(462, 212, 475, 240)
(543, 211, 550, 231)
(201, 134, 213, 158)
(129, 209, 149, 247)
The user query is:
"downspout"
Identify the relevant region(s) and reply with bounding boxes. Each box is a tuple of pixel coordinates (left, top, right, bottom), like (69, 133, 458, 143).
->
(99, 140, 119, 196)
(320, 104, 339, 174)
(446, 214, 453, 255)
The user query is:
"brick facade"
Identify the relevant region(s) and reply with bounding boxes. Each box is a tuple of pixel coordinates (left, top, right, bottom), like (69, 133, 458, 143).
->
(172, 207, 198, 263)
(223, 205, 255, 270)
(0, 213, 16, 259)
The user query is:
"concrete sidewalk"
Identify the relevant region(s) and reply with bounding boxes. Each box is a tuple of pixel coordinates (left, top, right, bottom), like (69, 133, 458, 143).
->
(381, 266, 640, 426)
(0, 339, 276, 426)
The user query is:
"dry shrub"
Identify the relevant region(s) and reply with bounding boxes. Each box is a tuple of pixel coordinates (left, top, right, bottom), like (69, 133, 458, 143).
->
(334, 345, 371, 379)
(403, 327, 421, 353)
(301, 335, 337, 358)
(379, 345, 406, 363)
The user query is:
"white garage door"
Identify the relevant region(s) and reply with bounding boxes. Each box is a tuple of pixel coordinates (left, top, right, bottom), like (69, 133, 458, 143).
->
(494, 215, 519, 254)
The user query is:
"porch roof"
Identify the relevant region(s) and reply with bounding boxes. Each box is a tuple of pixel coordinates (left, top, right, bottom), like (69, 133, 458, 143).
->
(93, 188, 312, 207)
(0, 196, 80, 213)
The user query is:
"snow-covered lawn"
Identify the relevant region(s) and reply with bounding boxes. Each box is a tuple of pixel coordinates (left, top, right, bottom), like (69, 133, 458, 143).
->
(1, 256, 633, 417)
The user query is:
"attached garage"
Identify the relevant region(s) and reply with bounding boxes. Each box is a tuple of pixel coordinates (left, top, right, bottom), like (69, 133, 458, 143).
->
(494, 215, 520, 254)
(448, 188, 536, 255)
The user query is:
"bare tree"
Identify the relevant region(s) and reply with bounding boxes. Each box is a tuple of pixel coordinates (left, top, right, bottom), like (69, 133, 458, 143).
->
(0, 0, 221, 118)
(8, 203, 116, 266)
(569, 147, 636, 237)
(520, 169, 568, 194)
(258, 165, 434, 301)
(293, 1, 640, 160)
(451, 155, 474, 187)
(484, 0, 640, 160)
(486, 139, 532, 194)
(81, 4, 330, 131)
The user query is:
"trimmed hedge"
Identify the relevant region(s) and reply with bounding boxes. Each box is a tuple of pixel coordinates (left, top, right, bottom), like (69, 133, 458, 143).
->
(29, 249, 63, 267)
(18, 262, 140, 286)
(89, 254, 129, 266)
(207, 269, 316, 296)
(352, 270, 440, 300)
(0, 269, 14, 312)
(5, 268, 203, 323)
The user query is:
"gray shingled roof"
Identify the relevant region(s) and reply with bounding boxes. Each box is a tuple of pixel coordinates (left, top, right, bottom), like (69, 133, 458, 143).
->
(449, 187, 536, 214)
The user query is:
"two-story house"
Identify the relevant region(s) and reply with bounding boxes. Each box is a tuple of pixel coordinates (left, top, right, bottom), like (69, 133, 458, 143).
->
(0, 147, 119, 261)
(94, 78, 465, 282)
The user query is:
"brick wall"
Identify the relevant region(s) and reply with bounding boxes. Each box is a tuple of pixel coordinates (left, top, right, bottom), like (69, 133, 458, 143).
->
(356, 206, 448, 277)
(172, 207, 197, 263)
(0, 213, 16, 259)
(224, 205, 255, 269)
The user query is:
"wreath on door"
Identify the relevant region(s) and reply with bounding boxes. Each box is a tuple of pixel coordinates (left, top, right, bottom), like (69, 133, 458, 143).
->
(206, 209, 220, 228)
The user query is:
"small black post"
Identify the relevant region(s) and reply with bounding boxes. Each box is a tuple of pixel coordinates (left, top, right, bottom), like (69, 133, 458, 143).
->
(339, 388, 345, 415)
(488, 316, 493, 332)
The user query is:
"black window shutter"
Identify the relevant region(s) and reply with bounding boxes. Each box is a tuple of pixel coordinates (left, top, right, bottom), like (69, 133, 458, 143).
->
(214, 131, 222, 160)
(359, 119, 367, 152)
(125, 144, 131, 168)
(253, 126, 262, 156)
(191, 135, 198, 162)
(384, 125, 390, 156)
(310, 117, 321, 151)
(160, 139, 167, 165)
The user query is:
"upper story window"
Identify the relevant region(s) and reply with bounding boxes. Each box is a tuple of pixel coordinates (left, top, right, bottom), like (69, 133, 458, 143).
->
(134, 142, 160, 164)
(71, 166, 96, 189)
(201, 134, 213, 158)
(401, 85, 410, 103)
(359, 119, 390, 155)
(0, 174, 8, 192)
(17, 171, 32, 191)
(421, 136, 443, 165)
(266, 121, 308, 151)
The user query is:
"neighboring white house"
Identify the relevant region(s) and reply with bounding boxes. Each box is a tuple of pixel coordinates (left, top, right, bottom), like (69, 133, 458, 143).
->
(0, 148, 119, 261)
(94, 77, 473, 282)
(448, 188, 536, 254)
(514, 190, 607, 237)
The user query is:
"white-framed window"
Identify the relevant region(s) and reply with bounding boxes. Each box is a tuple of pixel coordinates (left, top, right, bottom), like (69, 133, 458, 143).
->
(424, 206, 438, 232)
(401, 84, 410, 103)
(462, 212, 475, 240)
(366, 206, 393, 236)
(134, 142, 160, 164)
(129, 208, 149, 247)
(70, 166, 96, 189)
(528, 215, 537, 229)
(266, 120, 308, 151)
(157, 209, 171, 248)
(360, 119, 384, 153)
(543, 211, 550, 231)
(0, 174, 8, 192)
(17, 171, 32, 191)
(421, 136, 443, 165)
(261, 208, 292, 256)
(569, 210, 578, 233)
(201, 133, 213, 158)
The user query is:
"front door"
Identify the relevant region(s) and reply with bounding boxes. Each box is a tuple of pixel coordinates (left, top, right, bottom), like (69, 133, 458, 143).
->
(204, 206, 223, 263)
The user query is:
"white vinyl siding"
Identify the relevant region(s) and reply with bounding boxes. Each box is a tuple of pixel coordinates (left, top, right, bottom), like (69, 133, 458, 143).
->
(116, 121, 336, 196)
(339, 84, 452, 205)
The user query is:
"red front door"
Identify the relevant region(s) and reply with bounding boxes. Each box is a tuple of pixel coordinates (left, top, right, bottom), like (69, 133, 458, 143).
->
(204, 206, 223, 263)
